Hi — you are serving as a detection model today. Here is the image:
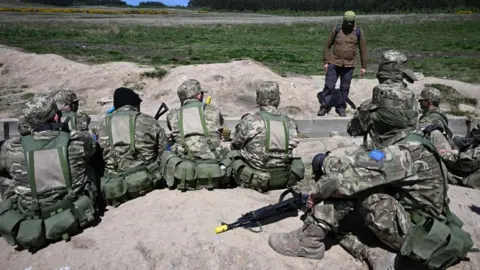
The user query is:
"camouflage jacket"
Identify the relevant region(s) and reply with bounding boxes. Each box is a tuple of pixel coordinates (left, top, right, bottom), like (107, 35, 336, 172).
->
(0, 130, 97, 204)
(166, 99, 224, 160)
(418, 109, 452, 139)
(60, 110, 91, 132)
(231, 106, 299, 170)
(96, 105, 168, 174)
(312, 131, 447, 219)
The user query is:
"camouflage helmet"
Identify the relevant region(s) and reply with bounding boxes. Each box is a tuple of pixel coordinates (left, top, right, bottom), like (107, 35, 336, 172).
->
(256, 81, 280, 107)
(177, 79, 208, 102)
(377, 50, 417, 84)
(53, 89, 79, 108)
(23, 96, 58, 128)
(419, 87, 441, 103)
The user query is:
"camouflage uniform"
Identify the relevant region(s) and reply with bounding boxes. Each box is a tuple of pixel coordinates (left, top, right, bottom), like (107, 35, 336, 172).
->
(418, 87, 453, 147)
(96, 96, 167, 205)
(52, 89, 91, 132)
(0, 96, 99, 250)
(269, 51, 473, 270)
(230, 81, 304, 192)
(163, 79, 230, 191)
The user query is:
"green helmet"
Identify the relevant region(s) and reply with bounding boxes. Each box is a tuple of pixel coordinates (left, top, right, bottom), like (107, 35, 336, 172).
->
(23, 96, 58, 128)
(377, 50, 418, 84)
(256, 81, 280, 107)
(420, 87, 441, 103)
(177, 79, 208, 102)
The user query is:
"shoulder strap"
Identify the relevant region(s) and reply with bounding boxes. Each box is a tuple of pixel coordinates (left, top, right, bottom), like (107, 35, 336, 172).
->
(335, 24, 361, 42)
(61, 110, 77, 131)
(257, 110, 289, 153)
(20, 131, 72, 210)
(404, 133, 458, 225)
(106, 110, 140, 169)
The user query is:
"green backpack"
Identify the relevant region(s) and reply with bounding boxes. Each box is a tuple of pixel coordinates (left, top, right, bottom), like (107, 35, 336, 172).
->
(99, 110, 163, 207)
(400, 132, 475, 269)
(0, 130, 97, 250)
(230, 111, 304, 191)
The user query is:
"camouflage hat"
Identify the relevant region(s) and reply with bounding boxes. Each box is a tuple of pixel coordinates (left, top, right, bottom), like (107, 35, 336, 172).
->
(23, 96, 58, 128)
(343, 11, 356, 21)
(177, 79, 208, 102)
(419, 87, 441, 103)
(256, 81, 280, 107)
(53, 89, 79, 108)
(377, 50, 417, 83)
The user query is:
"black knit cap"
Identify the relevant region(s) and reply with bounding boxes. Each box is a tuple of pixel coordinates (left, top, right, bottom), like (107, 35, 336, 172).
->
(113, 87, 142, 109)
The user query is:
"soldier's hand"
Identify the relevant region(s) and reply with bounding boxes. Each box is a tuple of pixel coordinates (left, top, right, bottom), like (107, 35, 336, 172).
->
(466, 114, 475, 124)
(324, 64, 328, 72)
(307, 192, 316, 208)
(360, 68, 366, 77)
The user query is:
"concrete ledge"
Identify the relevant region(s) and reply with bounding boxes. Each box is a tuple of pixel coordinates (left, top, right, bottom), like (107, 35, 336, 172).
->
(1, 116, 477, 141)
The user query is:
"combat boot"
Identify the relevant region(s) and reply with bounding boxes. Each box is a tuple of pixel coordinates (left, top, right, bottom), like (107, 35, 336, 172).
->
(317, 106, 330, 116)
(363, 248, 398, 270)
(268, 221, 326, 259)
(335, 107, 347, 117)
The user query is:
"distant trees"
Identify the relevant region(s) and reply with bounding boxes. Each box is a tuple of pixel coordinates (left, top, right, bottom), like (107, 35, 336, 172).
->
(187, 0, 479, 12)
(21, 0, 128, 6)
(139, 1, 167, 8)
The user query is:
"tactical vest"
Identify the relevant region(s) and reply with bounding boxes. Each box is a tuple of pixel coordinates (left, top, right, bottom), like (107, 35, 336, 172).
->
(399, 132, 475, 269)
(99, 110, 163, 207)
(229, 111, 305, 192)
(0, 131, 97, 250)
(61, 110, 77, 131)
(419, 111, 453, 140)
(159, 101, 230, 191)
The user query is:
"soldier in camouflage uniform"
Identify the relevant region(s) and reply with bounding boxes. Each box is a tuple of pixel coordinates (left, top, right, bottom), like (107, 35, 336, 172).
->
(52, 89, 91, 132)
(162, 79, 231, 191)
(0, 96, 100, 250)
(229, 81, 304, 192)
(417, 87, 454, 147)
(269, 51, 473, 270)
(95, 87, 167, 206)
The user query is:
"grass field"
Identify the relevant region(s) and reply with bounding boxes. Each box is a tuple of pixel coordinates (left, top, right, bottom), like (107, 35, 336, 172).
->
(0, 15, 479, 83)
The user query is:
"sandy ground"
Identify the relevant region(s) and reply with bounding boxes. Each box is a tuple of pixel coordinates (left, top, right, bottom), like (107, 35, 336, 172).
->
(1, 45, 479, 119)
(0, 137, 479, 270)
(0, 11, 478, 26)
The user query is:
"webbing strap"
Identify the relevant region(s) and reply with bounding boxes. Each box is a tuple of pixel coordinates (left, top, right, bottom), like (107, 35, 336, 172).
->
(62, 111, 77, 131)
(58, 145, 73, 195)
(106, 109, 140, 168)
(257, 110, 289, 153)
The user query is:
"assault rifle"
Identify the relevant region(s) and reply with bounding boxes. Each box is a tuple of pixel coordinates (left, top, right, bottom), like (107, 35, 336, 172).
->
(154, 102, 169, 120)
(214, 188, 310, 234)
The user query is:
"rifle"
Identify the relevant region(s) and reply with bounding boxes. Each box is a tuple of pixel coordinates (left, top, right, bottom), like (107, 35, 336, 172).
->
(214, 188, 310, 234)
(154, 102, 169, 120)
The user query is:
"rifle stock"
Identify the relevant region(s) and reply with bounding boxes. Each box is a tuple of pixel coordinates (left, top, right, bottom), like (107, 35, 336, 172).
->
(214, 188, 309, 234)
(154, 102, 169, 120)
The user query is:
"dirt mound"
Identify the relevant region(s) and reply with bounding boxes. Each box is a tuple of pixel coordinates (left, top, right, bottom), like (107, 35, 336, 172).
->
(1, 45, 480, 119)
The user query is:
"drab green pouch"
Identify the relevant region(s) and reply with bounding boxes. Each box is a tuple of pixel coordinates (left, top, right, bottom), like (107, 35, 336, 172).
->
(125, 169, 153, 199)
(101, 175, 127, 207)
(16, 218, 46, 249)
(44, 209, 79, 241)
(175, 160, 196, 190)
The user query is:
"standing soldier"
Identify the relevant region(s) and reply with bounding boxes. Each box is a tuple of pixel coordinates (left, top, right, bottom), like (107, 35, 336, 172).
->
(318, 10, 367, 117)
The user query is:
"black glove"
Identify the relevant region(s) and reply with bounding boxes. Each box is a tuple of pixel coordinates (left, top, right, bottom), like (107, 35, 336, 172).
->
(312, 151, 330, 177)
(423, 124, 443, 134)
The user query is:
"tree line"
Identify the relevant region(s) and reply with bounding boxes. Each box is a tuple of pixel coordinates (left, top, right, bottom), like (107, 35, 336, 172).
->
(187, 0, 479, 12)
(21, 0, 128, 6)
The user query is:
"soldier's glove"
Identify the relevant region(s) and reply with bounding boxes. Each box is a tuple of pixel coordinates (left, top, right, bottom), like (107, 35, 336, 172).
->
(312, 151, 330, 178)
(422, 124, 443, 135)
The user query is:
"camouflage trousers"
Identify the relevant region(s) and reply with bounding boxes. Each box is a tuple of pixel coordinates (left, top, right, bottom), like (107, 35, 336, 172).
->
(308, 193, 413, 257)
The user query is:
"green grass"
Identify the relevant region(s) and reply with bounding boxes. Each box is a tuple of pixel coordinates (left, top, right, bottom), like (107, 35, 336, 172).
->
(0, 19, 479, 83)
(140, 67, 168, 79)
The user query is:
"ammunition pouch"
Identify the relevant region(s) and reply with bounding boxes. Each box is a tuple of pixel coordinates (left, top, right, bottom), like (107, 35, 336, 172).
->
(158, 151, 229, 191)
(0, 182, 97, 250)
(100, 161, 163, 207)
(230, 151, 304, 192)
(400, 211, 474, 269)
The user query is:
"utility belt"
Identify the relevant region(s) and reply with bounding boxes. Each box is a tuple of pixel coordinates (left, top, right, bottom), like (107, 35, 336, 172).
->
(0, 183, 96, 250)
(400, 209, 474, 269)
(228, 151, 305, 191)
(100, 160, 163, 207)
(159, 151, 229, 191)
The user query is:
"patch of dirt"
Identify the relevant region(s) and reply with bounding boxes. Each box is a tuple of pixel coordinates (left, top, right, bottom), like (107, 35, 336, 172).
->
(2, 45, 479, 119)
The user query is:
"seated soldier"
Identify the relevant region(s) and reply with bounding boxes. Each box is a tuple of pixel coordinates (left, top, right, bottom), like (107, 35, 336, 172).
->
(229, 81, 304, 193)
(0, 96, 100, 250)
(95, 87, 168, 207)
(162, 79, 231, 191)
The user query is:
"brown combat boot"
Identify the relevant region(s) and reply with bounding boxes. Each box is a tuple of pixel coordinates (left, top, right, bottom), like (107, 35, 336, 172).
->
(268, 222, 326, 260)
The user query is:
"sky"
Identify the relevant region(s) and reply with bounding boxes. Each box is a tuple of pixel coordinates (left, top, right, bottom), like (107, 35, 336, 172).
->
(125, 0, 188, 6)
